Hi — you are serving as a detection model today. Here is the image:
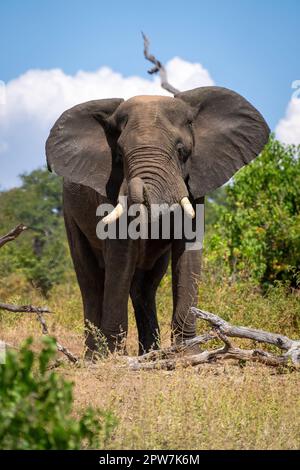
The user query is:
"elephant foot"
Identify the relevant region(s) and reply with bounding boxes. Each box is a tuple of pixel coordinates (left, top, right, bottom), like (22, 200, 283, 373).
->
(138, 339, 160, 356)
(83, 347, 101, 363)
(101, 330, 128, 355)
(172, 338, 201, 356)
(171, 328, 200, 355)
(84, 336, 110, 361)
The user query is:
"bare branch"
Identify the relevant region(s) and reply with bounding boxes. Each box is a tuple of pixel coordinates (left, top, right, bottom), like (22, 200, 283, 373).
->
(0, 304, 78, 364)
(132, 331, 217, 364)
(0, 224, 28, 249)
(35, 312, 79, 364)
(126, 347, 225, 371)
(191, 308, 300, 358)
(55, 342, 78, 364)
(215, 330, 233, 350)
(142, 32, 180, 95)
(0, 303, 51, 314)
(35, 312, 49, 334)
(122, 307, 300, 371)
(0, 223, 79, 364)
(126, 344, 293, 371)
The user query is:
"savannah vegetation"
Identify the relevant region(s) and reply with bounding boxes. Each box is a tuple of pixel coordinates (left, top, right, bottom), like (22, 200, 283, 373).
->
(0, 136, 299, 449)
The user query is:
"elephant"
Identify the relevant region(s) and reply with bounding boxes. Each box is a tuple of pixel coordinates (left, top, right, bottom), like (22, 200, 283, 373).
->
(46, 86, 270, 356)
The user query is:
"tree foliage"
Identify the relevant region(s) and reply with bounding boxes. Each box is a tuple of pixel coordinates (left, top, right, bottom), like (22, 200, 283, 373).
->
(0, 337, 116, 449)
(0, 169, 71, 296)
(207, 137, 300, 287)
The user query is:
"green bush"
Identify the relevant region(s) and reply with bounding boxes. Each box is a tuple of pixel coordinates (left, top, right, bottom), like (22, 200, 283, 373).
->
(205, 137, 300, 287)
(0, 337, 117, 449)
(0, 169, 72, 296)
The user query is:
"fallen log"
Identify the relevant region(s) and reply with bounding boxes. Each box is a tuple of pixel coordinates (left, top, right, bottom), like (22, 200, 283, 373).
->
(191, 308, 300, 365)
(124, 308, 300, 370)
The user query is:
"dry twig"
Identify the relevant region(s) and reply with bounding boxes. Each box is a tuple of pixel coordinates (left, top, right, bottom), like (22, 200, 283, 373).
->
(35, 312, 78, 364)
(0, 304, 78, 364)
(0, 224, 78, 364)
(0, 224, 28, 248)
(0, 303, 51, 314)
(142, 32, 179, 95)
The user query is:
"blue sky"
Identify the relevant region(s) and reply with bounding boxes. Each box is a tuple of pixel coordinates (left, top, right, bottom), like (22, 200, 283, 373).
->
(0, 0, 299, 188)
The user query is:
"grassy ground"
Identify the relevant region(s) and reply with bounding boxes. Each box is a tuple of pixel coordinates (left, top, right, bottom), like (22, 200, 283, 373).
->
(1, 267, 300, 449)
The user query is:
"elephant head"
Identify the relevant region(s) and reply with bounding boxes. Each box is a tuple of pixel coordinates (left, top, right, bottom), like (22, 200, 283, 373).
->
(46, 87, 270, 219)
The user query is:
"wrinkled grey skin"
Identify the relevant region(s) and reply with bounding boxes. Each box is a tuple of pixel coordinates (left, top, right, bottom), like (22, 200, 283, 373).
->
(46, 87, 270, 355)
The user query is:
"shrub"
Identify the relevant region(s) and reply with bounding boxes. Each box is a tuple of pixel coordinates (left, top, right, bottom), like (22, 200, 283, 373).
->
(206, 137, 300, 287)
(0, 337, 117, 449)
(0, 169, 72, 296)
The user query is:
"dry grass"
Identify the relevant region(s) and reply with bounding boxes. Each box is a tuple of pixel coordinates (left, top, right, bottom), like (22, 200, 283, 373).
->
(70, 362, 300, 450)
(1, 269, 300, 450)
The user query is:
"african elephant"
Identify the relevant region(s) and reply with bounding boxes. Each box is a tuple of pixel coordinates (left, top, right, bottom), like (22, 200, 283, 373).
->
(46, 86, 269, 355)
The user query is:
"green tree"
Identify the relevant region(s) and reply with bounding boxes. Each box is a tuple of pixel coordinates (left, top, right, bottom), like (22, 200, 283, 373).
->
(0, 168, 71, 295)
(205, 186, 228, 229)
(206, 137, 300, 287)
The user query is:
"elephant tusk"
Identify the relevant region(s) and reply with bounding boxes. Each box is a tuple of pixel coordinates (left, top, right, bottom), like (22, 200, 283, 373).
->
(102, 203, 124, 224)
(180, 197, 195, 219)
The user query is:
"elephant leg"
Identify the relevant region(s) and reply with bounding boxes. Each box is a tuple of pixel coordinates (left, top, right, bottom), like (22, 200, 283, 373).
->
(64, 214, 104, 356)
(171, 240, 202, 344)
(130, 251, 170, 355)
(101, 240, 137, 353)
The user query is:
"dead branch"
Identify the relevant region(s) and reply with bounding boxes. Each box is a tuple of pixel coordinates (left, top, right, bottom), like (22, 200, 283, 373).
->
(0, 305, 78, 364)
(126, 346, 287, 371)
(0, 303, 51, 314)
(142, 32, 180, 95)
(131, 331, 217, 364)
(191, 308, 300, 364)
(35, 312, 78, 364)
(0, 224, 79, 364)
(124, 307, 300, 371)
(0, 224, 28, 248)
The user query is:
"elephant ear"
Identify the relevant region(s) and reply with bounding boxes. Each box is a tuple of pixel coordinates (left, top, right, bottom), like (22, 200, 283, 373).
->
(176, 87, 270, 198)
(46, 98, 124, 198)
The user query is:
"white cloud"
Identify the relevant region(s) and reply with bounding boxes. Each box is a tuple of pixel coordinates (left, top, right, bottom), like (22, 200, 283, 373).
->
(0, 58, 214, 189)
(164, 57, 214, 92)
(276, 96, 300, 145)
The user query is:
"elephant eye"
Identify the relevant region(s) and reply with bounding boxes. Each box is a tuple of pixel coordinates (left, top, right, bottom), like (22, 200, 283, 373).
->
(177, 142, 189, 162)
(117, 114, 128, 131)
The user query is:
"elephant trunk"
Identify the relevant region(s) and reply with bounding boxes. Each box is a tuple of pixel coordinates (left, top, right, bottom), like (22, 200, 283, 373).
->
(131, 171, 194, 219)
(127, 153, 188, 205)
(102, 148, 195, 224)
(128, 177, 144, 204)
